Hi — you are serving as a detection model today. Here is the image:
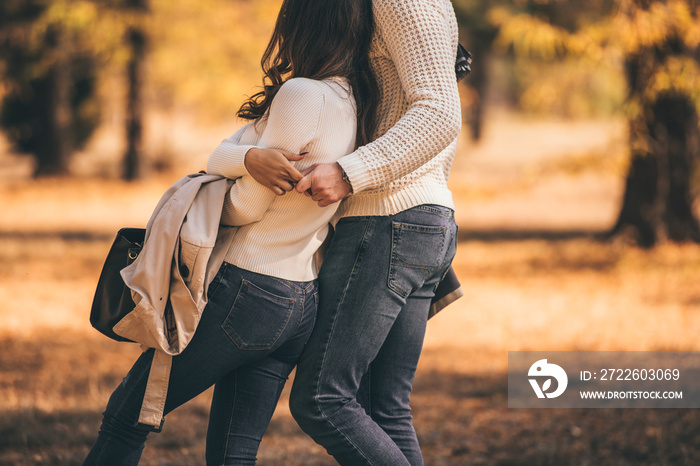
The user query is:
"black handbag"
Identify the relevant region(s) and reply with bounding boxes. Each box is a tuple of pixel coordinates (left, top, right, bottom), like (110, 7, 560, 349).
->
(90, 227, 145, 342)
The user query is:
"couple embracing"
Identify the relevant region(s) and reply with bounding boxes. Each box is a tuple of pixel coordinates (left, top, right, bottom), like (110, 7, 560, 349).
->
(85, 0, 461, 464)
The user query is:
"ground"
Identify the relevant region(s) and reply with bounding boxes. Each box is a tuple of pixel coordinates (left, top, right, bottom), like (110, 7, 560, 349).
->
(1, 111, 699, 465)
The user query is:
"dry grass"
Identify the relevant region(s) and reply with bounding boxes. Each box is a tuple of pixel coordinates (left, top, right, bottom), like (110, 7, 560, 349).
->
(2, 113, 699, 465)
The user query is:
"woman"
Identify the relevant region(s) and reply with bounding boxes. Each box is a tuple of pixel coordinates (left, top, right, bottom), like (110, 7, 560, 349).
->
(83, 0, 377, 464)
(211, 0, 462, 464)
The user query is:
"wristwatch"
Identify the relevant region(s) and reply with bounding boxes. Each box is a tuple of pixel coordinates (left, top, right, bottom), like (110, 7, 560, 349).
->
(340, 166, 353, 193)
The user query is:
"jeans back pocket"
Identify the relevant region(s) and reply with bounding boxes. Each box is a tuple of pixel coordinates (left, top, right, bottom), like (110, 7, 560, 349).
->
(388, 222, 447, 299)
(222, 279, 295, 350)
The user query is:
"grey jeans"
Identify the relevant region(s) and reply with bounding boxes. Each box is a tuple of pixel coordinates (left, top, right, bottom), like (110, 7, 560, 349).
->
(290, 205, 458, 465)
(84, 264, 318, 465)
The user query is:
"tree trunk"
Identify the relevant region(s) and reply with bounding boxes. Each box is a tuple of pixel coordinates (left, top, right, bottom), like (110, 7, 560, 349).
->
(611, 93, 700, 246)
(34, 26, 72, 177)
(610, 0, 700, 247)
(123, 0, 148, 181)
(465, 42, 488, 142)
(656, 95, 700, 242)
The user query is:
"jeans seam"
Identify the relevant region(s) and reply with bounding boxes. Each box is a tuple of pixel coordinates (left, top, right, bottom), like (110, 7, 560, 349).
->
(277, 277, 316, 294)
(112, 352, 153, 421)
(220, 371, 237, 466)
(295, 288, 306, 334)
(207, 262, 229, 300)
(415, 204, 454, 218)
(313, 217, 376, 465)
(90, 432, 111, 465)
(366, 367, 372, 417)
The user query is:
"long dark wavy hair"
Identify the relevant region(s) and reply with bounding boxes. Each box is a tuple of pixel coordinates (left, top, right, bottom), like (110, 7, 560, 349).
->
(238, 0, 378, 148)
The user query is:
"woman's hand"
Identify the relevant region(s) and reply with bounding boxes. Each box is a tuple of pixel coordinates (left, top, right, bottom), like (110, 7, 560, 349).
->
(245, 148, 306, 195)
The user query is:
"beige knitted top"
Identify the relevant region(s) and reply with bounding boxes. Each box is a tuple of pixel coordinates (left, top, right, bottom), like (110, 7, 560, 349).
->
(207, 77, 356, 281)
(335, 0, 461, 220)
(207, 0, 461, 278)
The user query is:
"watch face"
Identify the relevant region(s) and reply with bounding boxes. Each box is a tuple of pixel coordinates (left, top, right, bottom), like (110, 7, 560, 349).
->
(341, 170, 352, 192)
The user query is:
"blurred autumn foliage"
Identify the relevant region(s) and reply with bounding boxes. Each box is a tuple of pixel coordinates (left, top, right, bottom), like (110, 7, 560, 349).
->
(2, 3, 700, 464)
(455, 0, 700, 245)
(0, 0, 283, 177)
(1, 0, 699, 245)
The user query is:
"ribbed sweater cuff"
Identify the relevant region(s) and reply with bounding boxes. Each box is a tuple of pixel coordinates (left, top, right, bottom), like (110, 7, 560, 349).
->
(338, 152, 374, 194)
(207, 143, 255, 179)
(332, 183, 455, 224)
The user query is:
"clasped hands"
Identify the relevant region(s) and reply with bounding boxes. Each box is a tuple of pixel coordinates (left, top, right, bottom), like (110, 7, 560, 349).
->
(244, 147, 352, 207)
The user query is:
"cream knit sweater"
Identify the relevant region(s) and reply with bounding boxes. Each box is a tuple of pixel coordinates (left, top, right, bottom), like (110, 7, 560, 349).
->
(207, 0, 461, 278)
(335, 0, 461, 220)
(207, 77, 356, 281)
(208, 0, 461, 219)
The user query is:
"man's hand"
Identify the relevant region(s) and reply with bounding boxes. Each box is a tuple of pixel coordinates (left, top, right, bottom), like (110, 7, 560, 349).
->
(295, 162, 352, 207)
(245, 148, 305, 195)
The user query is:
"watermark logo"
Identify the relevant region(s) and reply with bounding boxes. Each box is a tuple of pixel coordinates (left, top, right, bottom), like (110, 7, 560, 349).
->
(528, 359, 568, 398)
(509, 352, 698, 408)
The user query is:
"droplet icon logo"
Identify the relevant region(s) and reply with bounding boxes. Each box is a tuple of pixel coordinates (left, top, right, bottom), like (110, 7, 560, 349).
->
(528, 359, 568, 398)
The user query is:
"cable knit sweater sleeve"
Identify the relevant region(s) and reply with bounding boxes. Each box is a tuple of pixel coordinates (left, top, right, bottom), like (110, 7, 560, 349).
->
(337, 0, 461, 193)
(216, 78, 325, 226)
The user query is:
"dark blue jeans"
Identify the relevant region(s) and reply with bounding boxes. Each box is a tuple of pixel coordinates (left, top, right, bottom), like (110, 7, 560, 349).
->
(289, 205, 458, 466)
(84, 264, 317, 466)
